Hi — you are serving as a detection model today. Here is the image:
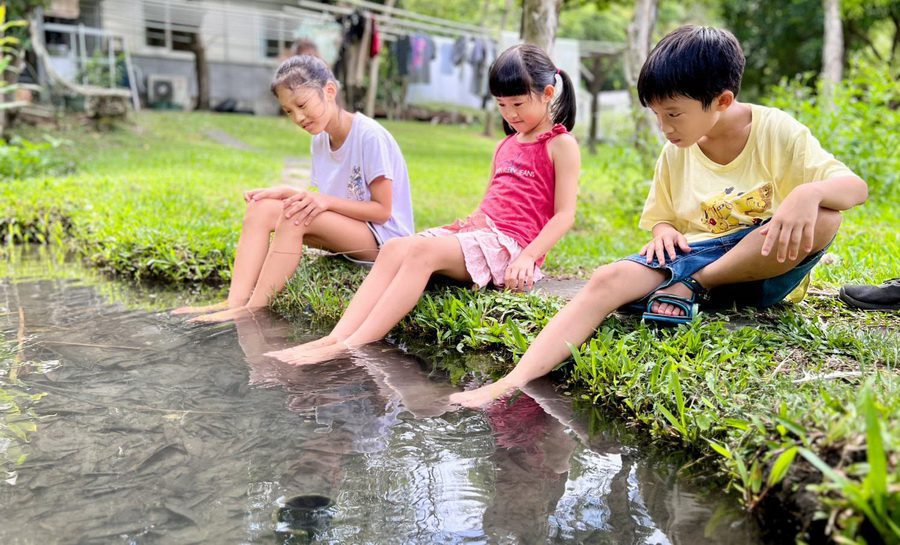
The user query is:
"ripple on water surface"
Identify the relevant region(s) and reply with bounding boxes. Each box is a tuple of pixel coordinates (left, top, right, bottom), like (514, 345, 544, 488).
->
(0, 269, 762, 544)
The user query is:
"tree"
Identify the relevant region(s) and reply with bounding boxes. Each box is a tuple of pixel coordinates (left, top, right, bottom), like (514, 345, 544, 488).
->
(521, 0, 564, 53)
(623, 0, 660, 149)
(821, 0, 843, 104)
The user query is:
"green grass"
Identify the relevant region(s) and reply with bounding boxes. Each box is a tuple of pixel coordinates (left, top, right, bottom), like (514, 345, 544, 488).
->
(2, 62, 899, 543)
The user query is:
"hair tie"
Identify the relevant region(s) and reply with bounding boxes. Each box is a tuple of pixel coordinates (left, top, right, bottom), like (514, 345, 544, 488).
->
(556, 68, 561, 75)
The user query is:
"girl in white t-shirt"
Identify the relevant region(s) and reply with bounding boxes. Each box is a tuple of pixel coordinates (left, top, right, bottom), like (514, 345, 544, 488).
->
(175, 55, 414, 322)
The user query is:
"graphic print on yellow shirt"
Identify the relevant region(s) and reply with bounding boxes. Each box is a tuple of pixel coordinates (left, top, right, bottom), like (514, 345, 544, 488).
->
(700, 181, 774, 234)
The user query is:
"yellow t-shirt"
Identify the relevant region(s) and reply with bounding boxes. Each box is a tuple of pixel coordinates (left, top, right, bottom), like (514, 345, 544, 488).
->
(639, 104, 856, 242)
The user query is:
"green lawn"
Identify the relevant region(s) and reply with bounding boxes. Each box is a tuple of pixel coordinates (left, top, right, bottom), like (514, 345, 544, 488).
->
(2, 100, 898, 543)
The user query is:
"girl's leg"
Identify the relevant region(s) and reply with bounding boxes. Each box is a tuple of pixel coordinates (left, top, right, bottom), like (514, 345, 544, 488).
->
(344, 236, 469, 345)
(192, 211, 378, 323)
(173, 199, 283, 314)
(269, 236, 469, 363)
(651, 209, 842, 316)
(451, 260, 666, 407)
(264, 236, 419, 356)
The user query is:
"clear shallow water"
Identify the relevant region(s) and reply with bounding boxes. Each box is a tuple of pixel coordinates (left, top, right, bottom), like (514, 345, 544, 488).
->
(0, 265, 762, 544)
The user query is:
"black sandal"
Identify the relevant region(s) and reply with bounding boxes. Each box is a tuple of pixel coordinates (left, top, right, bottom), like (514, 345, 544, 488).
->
(642, 276, 707, 326)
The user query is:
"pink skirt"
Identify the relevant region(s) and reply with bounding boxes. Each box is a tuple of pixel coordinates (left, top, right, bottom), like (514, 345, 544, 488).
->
(418, 211, 543, 288)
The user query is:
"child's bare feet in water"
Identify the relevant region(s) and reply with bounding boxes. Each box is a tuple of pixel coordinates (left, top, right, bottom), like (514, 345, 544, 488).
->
(266, 338, 352, 365)
(264, 335, 340, 361)
(450, 380, 519, 408)
(189, 306, 258, 323)
(172, 301, 230, 315)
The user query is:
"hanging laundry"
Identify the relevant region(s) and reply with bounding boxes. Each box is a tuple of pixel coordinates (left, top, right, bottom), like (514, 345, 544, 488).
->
(369, 18, 381, 58)
(439, 42, 455, 75)
(451, 36, 467, 66)
(393, 35, 412, 77)
(408, 34, 436, 84)
(334, 10, 367, 86)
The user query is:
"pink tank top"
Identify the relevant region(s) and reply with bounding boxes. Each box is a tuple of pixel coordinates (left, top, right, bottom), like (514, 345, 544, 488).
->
(478, 124, 568, 258)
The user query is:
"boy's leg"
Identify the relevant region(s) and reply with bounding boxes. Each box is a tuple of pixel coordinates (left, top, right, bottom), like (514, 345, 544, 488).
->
(173, 199, 282, 314)
(451, 261, 666, 407)
(651, 209, 842, 316)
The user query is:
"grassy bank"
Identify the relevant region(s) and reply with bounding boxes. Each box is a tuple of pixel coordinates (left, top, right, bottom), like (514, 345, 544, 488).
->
(2, 64, 899, 542)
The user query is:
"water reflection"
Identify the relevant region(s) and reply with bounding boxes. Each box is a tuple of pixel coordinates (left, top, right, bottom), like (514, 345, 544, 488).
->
(0, 269, 760, 544)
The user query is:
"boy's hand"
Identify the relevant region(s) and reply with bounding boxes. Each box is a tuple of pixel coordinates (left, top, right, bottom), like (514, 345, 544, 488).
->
(504, 253, 536, 292)
(760, 184, 821, 262)
(283, 191, 332, 226)
(244, 186, 298, 202)
(640, 224, 691, 265)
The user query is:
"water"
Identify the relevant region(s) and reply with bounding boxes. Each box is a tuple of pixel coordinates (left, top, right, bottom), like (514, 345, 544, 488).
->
(0, 257, 762, 544)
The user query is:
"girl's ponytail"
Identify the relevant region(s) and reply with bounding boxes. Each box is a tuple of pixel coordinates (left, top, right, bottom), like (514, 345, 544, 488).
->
(551, 68, 576, 132)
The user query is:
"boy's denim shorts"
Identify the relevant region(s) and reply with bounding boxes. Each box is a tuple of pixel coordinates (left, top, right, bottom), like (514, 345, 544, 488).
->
(621, 222, 830, 308)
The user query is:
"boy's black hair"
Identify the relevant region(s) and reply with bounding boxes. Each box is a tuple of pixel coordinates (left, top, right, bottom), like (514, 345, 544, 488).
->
(637, 25, 745, 109)
(489, 44, 576, 135)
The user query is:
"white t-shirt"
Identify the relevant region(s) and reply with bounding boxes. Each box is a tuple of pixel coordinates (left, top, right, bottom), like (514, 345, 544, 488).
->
(310, 113, 414, 243)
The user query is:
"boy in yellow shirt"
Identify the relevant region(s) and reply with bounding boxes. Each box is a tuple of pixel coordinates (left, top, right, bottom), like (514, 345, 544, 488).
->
(451, 25, 868, 407)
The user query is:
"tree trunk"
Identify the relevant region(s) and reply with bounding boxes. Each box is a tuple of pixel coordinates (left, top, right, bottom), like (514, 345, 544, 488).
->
(821, 0, 843, 106)
(586, 54, 611, 154)
(189, 36, 209, 110)
(623, 0, 660, 151)
(521, 0, 563, 54)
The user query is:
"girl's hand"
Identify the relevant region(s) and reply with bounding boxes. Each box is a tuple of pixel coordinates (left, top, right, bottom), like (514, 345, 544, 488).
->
(639, 224, 691, 265)
(504, 253, 536, 292)
(760, 184, 821, 262)
(284, 191, 332, 226)
(244, 186, 298, 202)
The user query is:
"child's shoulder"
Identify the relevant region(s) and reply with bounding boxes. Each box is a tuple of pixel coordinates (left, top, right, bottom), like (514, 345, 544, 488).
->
(749, 103, 810, 140)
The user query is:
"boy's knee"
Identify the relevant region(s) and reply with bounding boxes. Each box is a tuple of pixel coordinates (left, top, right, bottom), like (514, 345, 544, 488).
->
(586, 262, 627, 292)
(813, 208, 842, 250)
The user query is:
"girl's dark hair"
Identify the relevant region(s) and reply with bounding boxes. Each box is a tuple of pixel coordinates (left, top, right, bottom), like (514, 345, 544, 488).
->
(638, 25, 745, 109)
(489, 44, 576, 135)
(270, 54, 337, 97)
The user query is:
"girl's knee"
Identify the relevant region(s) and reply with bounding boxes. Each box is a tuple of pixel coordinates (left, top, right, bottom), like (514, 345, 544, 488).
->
(244, 199, 282, 229)
(274, 213, 307, 239)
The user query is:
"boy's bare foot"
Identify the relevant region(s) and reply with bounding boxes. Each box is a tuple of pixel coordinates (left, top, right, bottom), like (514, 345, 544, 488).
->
(172, 301, 230, 315)
(647, 282, 695, 316)
(189, 306, 257, 323)
(449, 381, 518, 408)
(268, 340, 352, 366)
(264, 336, 340, 361)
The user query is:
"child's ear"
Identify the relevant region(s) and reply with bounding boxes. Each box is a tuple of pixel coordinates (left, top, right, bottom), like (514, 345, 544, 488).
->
(324, 81, 339, 101)
(543, 84, 555, 103)
(716, 91, 735, 111)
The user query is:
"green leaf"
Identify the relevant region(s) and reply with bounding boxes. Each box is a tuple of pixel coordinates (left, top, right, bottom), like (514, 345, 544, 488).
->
(767, 446, 798, 488)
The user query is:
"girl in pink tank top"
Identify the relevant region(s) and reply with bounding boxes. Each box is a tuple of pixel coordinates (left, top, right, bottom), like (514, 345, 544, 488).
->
(268, 44, 581, 366)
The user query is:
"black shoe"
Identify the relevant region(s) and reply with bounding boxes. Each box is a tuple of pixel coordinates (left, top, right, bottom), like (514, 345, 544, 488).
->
(838, 278, 900, 311)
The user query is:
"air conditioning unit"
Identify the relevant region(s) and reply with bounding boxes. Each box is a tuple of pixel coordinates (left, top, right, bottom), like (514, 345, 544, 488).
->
(147, 74, 190, 110)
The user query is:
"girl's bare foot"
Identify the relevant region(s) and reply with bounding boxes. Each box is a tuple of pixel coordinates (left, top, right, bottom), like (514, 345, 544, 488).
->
(264, 336, 340, 361)
(172, 301, 230, 315)
(450, 380, 518, 408)
(189, 306, 258, 323)
(267, 339, 351, 366)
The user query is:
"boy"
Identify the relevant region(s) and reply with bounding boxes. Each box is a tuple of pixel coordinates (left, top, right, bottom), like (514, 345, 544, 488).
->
(451, 25, 868, 408)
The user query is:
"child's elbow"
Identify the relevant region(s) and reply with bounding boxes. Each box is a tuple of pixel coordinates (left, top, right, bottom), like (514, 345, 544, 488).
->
(855, 177, 869, 206)
(556, 209, 576, 231)
(373, 206, 393, 224)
